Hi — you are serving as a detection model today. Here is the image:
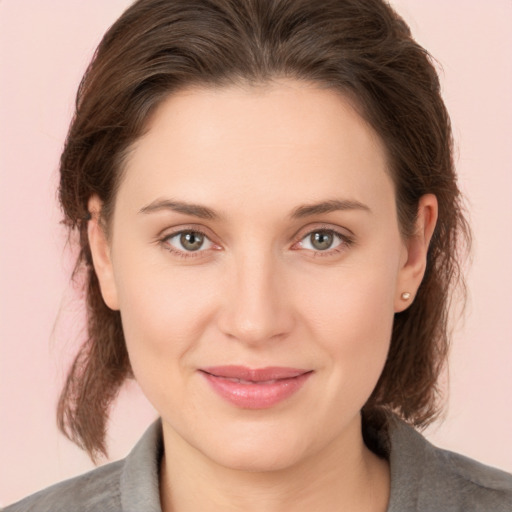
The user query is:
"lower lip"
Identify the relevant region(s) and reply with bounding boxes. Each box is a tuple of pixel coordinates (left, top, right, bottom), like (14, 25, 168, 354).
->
(200, 371, 312, 409)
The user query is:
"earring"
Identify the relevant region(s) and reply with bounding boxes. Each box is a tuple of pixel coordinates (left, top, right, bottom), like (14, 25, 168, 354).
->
(401, 292, 411, 300)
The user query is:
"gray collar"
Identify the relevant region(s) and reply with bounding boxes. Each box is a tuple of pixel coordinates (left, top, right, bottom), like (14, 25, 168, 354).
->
(121, 419, 163, 512)
(118, 415, 512, 512)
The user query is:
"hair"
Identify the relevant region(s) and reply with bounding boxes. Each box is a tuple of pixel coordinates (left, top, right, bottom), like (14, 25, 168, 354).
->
(57, 0, 470, 462)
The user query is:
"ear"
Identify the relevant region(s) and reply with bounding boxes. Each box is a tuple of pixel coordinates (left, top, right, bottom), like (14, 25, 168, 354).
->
(394, 194, 438, 312)
(87, 195, 120, 311)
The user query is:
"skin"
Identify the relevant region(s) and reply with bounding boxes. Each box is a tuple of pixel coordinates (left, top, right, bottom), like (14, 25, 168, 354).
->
(88, 80, 437, 512)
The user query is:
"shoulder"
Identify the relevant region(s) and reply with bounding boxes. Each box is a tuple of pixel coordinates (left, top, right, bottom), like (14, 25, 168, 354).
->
(2, 460, 124, 512)
(3, 419, 164, 512)
(426, 444, 512, 510)
(386, 415, 512, 511)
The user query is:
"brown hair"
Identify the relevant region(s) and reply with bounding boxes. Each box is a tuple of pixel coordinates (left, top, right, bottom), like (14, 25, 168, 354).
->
(57, 0, 470, 461)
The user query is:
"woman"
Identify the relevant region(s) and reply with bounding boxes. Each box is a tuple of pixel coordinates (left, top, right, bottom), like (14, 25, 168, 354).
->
(4, 0, 511, 510)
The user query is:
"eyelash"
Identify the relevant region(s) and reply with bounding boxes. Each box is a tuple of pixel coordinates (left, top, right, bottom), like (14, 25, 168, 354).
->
(160, 228, 215, 260)
(159, 226, 354, 260)
(296, 226, 354, 258)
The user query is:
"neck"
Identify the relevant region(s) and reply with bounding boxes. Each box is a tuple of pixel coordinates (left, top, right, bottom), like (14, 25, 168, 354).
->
(159, 417, 390, 512)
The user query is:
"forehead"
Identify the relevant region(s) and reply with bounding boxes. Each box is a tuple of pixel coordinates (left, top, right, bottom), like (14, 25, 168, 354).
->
(118, 80, 394, 218)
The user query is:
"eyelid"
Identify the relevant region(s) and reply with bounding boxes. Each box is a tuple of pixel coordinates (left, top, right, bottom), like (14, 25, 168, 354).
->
(166, 230, 213, 249)
(158, 223, 355, 259)
(159, 225, 220, 258)
(292, 222, 354, 244)
(292, 224, 354, 255)
(157, 223, 215, 240)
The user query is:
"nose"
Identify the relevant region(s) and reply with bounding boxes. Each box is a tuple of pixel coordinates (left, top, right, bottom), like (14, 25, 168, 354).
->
(216, 249, 295, 346)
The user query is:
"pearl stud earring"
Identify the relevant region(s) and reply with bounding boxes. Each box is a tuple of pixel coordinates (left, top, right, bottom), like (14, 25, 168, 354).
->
(401, 292, 411, 300)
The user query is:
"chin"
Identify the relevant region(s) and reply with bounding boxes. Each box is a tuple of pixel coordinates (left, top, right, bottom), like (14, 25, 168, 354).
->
(213, 443, 305, 473)
(198, 423, 314, 473)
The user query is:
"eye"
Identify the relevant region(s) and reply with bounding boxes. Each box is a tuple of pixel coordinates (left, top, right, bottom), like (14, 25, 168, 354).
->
(163, 230, 214, 254)
(296, 229, 349, 254)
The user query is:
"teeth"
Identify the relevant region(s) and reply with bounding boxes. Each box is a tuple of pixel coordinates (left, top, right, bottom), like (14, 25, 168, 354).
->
(225, 377, 277, 384)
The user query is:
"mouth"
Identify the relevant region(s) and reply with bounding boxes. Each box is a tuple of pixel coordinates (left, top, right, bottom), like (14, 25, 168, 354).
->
(199, 366, 313, 409)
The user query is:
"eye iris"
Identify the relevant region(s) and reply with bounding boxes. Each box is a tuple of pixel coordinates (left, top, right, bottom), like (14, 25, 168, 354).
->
(311, 231, 333, 250)
(180, 232, 204, 251)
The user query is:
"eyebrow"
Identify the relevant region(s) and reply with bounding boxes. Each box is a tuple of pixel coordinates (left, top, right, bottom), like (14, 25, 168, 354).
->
(138, 198, 371, 220)
(289, 199, 371, 219)
(139, 199, 220, 219)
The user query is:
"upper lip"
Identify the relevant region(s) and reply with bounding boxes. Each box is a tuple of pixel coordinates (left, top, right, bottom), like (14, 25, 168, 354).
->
(200, 366, 311, 382)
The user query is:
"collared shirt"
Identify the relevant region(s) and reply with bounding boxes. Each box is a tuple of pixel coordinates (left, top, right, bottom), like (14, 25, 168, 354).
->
(4, 416, 512, 511)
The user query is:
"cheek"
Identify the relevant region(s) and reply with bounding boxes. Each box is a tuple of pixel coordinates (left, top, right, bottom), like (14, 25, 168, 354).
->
(300, 257, 398, 397)
(303, 255, 397, 339)
(112, 252, 217, 386)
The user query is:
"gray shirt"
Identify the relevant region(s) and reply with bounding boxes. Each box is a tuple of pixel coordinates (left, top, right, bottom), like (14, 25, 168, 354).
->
(4, 415, 512, 511)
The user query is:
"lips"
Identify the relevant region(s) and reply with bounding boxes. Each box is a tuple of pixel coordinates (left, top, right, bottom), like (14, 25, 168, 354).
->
(199, 366, 312, 409)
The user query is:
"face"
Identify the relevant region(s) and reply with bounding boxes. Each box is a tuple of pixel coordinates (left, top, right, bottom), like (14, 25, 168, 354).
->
(90, 80, 433, 472)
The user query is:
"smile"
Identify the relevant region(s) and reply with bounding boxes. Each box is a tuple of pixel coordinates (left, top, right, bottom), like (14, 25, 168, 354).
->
(199, 366, 313, 409)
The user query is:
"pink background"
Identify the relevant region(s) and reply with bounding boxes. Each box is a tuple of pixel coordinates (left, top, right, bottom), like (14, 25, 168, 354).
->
(1, 0, 511, 506)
